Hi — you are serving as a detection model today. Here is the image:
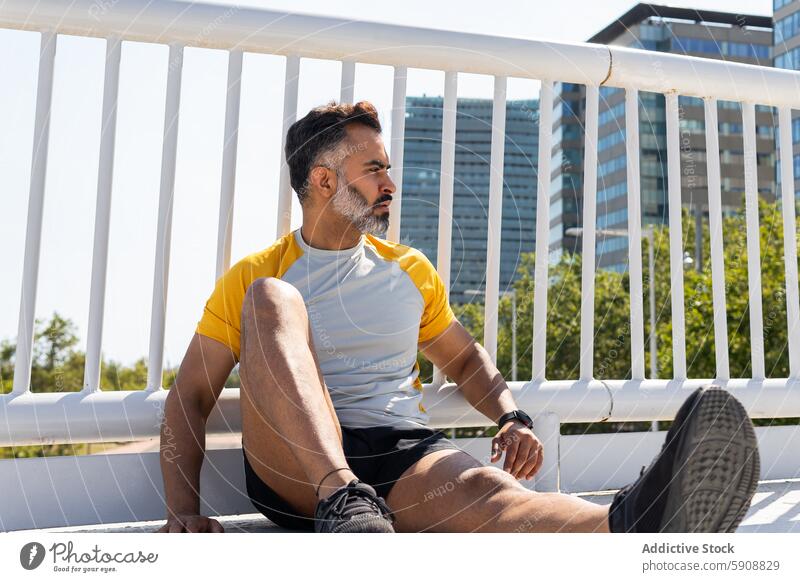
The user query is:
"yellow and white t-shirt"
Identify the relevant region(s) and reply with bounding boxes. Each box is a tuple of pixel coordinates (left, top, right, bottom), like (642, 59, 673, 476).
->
(195, 228, 455, 429)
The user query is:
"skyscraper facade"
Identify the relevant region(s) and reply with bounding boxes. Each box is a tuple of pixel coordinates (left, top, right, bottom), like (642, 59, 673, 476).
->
(774, 0, 800, 198)
(551, 5, 775, 271)
(399, 96, 539, 303)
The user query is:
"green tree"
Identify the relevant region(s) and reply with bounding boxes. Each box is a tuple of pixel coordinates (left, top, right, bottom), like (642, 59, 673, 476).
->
(433, 198, 798, 434)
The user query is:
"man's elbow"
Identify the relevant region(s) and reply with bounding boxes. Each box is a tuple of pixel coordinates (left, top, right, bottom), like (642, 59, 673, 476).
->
(447, 344, 483, 385)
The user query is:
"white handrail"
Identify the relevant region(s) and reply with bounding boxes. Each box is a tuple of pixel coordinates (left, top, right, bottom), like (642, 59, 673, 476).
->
(2, 378, 800, 447)
(2, 0, 800, 107)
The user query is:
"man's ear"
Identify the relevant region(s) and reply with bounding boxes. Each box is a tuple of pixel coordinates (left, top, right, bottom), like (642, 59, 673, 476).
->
(308, 166, 337, 201)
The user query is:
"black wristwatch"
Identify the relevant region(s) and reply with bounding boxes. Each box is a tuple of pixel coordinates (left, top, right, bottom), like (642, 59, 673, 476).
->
(497, 410, 533, 430)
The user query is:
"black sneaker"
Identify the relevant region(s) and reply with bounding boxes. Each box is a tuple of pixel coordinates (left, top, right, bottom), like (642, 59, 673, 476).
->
(608, 384, 759, 533)
(314, 478, 396, 533)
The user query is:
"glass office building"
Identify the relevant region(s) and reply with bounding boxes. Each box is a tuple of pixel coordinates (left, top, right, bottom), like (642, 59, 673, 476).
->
(399, 96, 539, 303)
(774, 0, 800, 199)
(551, 5, 775, 271)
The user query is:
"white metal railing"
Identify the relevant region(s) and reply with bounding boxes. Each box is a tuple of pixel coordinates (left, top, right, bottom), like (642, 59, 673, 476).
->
(2, 0, 800, 519)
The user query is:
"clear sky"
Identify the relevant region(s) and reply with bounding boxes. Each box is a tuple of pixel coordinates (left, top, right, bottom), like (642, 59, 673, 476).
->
(0, 0, 772, 371)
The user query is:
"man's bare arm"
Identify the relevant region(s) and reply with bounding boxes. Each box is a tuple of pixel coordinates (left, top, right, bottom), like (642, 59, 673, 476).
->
(418, 320, 517, 424)
(419, 319, 543, 480)
(156, 333, 236, 533)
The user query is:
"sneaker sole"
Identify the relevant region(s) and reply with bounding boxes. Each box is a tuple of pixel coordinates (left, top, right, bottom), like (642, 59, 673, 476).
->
(660, 386, 760, 533)
(317, 516, 395, 533)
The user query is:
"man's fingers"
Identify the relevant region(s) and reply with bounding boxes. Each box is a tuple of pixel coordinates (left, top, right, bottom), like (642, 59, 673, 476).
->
(168, 523, 184, 533)
(503, 438, 520, 475)
(490, 437, 504, 463)
(525, 444, 545, 480)
(520, 444, 541, 480)
(209, 519, 225, 533)
(510, 441, 532, 478)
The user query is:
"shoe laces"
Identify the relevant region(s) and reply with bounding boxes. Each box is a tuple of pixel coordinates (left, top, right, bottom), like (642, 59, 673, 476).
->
(322, 480, 396, 524)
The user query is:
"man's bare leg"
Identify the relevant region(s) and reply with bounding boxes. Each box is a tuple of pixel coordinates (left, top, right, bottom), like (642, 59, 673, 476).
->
(239, 277, 356, 515)
(385, 449, 610, 532)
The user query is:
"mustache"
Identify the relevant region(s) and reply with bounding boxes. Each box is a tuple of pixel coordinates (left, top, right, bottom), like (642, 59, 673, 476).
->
(372, 195, 393, 207)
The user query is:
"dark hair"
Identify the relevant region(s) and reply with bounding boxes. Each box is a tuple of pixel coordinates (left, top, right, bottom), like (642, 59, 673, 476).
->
(285, 101, 382, 205)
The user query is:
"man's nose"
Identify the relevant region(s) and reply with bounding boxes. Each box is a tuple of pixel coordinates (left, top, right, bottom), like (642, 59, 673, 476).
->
(382, 173, 397, 195)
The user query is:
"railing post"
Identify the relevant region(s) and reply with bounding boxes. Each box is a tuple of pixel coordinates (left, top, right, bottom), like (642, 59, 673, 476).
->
(665, 92, 687, 379)
(531, 411, 560, 492)
(483, 75, 507, 363)
(579, 85, 599, 381)
(12, 30, 57, 396)
(532, 80, 554, 382)
(625, 87, 646, 381)
(742, 102, 766, 379)
(704, 97, 731, 381)
(276, 54, 299, 239)
(215, 49, 243, 279)
(778, 106, 800, 378)
(387, 65, 407, 244)
(83, 35, 122, 393)
(432, 70, 457, 386)
(339, 59, 355, 104)
(146, 41, 184, 392)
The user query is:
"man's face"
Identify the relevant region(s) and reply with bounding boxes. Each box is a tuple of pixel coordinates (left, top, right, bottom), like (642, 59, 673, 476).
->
(328, 125, 396, 236)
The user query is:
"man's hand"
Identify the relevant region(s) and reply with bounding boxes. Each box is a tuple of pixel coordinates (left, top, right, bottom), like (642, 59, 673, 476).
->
(490, 420, 543, 480)
(155, 514, 225, 533)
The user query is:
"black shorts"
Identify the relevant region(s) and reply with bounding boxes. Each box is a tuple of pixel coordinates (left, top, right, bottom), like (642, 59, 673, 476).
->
(242, 425, 461, 531)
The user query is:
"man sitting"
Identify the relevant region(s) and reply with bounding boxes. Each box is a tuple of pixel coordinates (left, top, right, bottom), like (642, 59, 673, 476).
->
(157, 101, 759, 533)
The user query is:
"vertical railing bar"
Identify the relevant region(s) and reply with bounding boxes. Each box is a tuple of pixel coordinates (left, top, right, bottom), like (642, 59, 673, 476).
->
(83, 35, 122, 393)
(579, 84, 599, 381)
(146, 42, 184, 392)
(387, 66, 407, 244)
(778, 106, 800, 378)
(12, 30, 57, 396)
(532, 80, 554, 382)
(704, 97, 730, 380)
(340, 59, 355, 104)
(742, 101, 766, 379)
(483, 75, 507, 364)
(432, 70, 457, 386)
(276, 54, 299, 239)
(215, 49, 243, 279)
(625, 87, 645, 381)
(665, 92, 687, 379)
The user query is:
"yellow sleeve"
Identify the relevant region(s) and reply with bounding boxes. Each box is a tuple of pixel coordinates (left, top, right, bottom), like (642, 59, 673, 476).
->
(416, 254, 456, 343)
(195, 233, 303, 360)
(195, 260, 252, 360)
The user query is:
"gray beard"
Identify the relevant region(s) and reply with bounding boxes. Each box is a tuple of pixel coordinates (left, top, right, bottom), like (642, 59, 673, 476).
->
(331, 178, 390, 236)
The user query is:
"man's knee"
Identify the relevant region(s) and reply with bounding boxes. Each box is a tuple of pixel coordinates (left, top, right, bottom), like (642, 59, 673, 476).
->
(242, 277, 305, 322)
(458, 466, 524, 501)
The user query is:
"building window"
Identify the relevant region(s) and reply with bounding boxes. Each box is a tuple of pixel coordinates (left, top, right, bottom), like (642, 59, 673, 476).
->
(674, 37, 770, 60)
